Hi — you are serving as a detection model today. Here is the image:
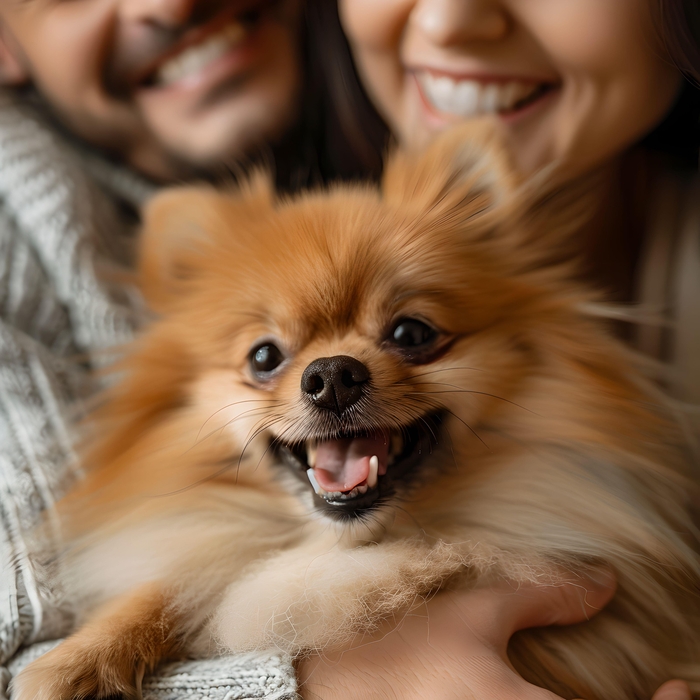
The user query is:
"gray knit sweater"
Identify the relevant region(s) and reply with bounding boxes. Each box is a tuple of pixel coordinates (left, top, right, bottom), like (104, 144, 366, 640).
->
(0, 91, 297, 700)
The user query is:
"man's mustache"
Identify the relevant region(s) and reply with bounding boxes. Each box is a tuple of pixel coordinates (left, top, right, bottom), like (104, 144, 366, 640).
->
(105, 26, 186, 96)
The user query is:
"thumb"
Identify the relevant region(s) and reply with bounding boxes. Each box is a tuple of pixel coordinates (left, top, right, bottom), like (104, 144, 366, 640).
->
(572, 680, 692, 700)
(649, 681, 692, 700)
(504, 566, 617, 634)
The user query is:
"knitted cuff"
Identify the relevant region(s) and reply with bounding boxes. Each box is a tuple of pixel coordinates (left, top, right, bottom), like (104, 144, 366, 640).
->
(6, 641, 298, 700)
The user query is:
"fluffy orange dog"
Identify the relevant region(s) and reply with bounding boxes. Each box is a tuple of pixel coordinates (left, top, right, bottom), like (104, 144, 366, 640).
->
(13, 126, 700, 700)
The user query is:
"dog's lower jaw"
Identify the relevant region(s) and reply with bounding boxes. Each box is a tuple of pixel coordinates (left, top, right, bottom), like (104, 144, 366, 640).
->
(331, 502, 398, 547)
(287, 481, 393, 547)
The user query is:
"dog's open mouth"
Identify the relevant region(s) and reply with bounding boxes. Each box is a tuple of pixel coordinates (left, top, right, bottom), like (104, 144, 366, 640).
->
(275, 413, 443, 520)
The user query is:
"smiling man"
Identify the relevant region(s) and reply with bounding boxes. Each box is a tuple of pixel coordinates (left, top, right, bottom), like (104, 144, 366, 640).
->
(0, 1, 305, 698)
(0, 0, 304, 179)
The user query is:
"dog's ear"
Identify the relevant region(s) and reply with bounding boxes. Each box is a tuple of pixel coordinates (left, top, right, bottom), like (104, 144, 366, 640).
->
(139, 185, 224, 313)
(139, 172, 273, 312)
(381, 121, 521, 221)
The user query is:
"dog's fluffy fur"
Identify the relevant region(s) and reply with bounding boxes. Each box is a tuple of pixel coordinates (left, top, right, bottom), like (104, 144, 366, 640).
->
(13, 125, 700, 700)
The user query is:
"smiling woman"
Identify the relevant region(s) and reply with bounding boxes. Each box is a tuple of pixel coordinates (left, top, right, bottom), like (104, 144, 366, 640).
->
(338, 0, 682, 176)
(0, 0, 304, 180)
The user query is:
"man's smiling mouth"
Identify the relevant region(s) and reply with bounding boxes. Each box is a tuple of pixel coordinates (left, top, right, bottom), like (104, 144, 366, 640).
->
(136, 1, 279, 91)
(153, 22, 250, 88)
(274, 413, 444, 521)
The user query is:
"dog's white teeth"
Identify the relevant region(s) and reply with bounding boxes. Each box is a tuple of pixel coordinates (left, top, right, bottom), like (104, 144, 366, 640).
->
(306, 468, 325, 496)
(358, 484, 368, 495)
(306, 441, 317, 468)
(368, 455, 379, 489)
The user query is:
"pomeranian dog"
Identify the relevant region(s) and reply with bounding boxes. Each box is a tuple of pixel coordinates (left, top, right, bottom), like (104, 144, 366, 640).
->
(13, 124, 700, 700)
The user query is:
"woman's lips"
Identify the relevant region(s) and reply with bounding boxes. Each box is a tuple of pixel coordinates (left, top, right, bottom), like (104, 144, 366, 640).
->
(413, 69, 559, 121)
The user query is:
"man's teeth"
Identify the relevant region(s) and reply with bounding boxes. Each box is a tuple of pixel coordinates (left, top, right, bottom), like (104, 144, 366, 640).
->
(156, 22, 247, 87)
(417, 72, 542, 118)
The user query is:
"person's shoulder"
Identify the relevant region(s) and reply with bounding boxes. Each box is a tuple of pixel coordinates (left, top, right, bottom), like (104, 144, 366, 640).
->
(0, 87, 98, 217)
(636, 166, 700, 403)
(0, 88, 141, 353)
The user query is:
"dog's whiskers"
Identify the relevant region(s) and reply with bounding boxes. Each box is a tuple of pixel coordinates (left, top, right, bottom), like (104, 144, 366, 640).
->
(443, 408, 490, 451)
(402, 366, 484, 380)
(234, 413, 286, 482)
(156, 411, 288, 496)
(197, 398, 281, 442)
(193, 404, 284, 450)
(407, 384, 535, 414)
(408, 394, 490, 451)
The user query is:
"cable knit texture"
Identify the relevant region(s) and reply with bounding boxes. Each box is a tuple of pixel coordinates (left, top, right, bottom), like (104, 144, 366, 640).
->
(0, 91, 297, 700)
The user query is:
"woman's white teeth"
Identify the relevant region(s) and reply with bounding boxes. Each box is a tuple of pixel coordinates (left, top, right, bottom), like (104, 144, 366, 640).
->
(368, 456, 379, 489)
(417, 73, 541, 118)
(156, 22, 247, 86)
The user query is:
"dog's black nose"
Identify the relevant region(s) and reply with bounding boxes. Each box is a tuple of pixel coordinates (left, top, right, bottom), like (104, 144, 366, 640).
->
(301, 356, 370, 416)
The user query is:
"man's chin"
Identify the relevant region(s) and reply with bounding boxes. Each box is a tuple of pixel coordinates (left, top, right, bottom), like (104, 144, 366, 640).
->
(122, 128, 272, 183)
(136, 97, 300, 181)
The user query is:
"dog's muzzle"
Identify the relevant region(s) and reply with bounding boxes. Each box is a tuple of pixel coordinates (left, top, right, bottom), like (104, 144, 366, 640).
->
(274, 412, 444, 522)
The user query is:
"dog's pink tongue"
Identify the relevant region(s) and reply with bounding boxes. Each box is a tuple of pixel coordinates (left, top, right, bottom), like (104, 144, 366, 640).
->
(313, 433, 389, 492)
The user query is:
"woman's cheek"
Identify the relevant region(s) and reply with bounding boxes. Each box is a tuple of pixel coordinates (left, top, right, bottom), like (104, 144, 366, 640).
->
(338, 0, 414, 49)
(338, 0, 413, 135)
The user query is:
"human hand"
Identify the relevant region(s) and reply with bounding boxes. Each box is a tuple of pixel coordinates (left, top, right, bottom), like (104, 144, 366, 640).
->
(297, 572, 691, 700)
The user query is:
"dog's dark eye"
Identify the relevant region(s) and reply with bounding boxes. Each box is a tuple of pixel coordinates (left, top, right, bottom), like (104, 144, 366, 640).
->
(390, 319, 437, 348)
(250, 343, 285, 377)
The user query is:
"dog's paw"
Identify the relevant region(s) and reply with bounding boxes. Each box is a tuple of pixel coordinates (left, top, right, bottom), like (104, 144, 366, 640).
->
(10, 637, 143, 700)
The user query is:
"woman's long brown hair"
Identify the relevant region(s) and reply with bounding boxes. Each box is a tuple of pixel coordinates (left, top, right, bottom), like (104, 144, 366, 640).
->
(301, 0, 389, 183)
(632, 0, 700, 168)
(661, 0, 700, 83)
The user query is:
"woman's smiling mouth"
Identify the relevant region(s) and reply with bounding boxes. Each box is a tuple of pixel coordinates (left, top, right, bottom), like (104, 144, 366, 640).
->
(414, 70, 559, 120)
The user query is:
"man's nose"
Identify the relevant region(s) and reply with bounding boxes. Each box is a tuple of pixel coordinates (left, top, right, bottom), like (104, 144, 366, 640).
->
(410, 0, 510, 45)
(120, 0, 199, 28)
